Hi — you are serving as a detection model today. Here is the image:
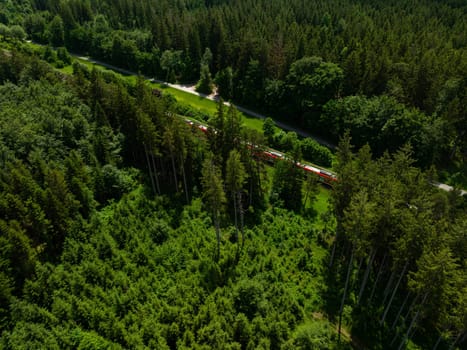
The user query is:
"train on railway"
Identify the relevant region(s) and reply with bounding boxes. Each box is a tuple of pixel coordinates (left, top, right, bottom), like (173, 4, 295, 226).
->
(185, 119, 337, 186)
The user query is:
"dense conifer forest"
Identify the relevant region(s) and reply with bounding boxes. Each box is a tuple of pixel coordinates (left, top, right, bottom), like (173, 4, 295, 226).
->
(0, 0, 466, 349)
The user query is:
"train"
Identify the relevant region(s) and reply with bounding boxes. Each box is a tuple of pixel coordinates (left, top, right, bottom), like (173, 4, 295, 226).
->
(263, 150, 337, 185)
(185, 119, 338, 185)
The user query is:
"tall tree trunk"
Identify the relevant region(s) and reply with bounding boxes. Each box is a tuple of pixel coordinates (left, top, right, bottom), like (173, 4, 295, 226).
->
(160, 157, 167, 179)
(404, 293, 420, 322)
(382, 268, 397, 306)
(249, 177, 253, 207)
(151, 153, 161, 194)
(369, 252, 388, 303)
(391, 292, 411, 331)
(214, 210, 220, 261)
(358, 247, 377, 303)
(338, 247, 354, 342)
(449, 332, 463, 350)
(329, 230, 339, 268)
(180, 154, 189, 204)
(381, 261, 409, 325)
(239, 191, 245, 250)
(144, 143, 156, 195)
(233, 191, 238, 241)
(256, 161, 262, 192)
(170, 151, 178, 192)
(432, 334, 443, 350)
(353, 255, 364, 289)
(460, 333, 467, 345)
(398, 293, 428, 350)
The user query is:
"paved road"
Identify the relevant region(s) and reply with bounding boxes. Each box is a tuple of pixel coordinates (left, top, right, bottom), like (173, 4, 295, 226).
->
(74, 53, 467, 196)
(432, 182, 467, 196)
(74, 55, 336, 149)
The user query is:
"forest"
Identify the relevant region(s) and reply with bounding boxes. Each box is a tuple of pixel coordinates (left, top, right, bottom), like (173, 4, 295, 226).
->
(0, 0, 466, 178)
(0, 0, 466, 349)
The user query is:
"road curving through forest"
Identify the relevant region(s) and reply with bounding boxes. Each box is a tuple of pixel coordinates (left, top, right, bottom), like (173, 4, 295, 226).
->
(69, 51, 466, 196)
(72, 53, 336, 149)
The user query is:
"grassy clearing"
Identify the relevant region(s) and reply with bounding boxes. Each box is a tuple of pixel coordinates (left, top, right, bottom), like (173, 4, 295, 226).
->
(19, 41, 265, 132)
(309, 185, 333, 232)
(241, 115, 264, 132)
(313, 185, 331, 215)
(56, 52, 266, 133)
(154, 83, 217, 114)
(153, 82, 264, 132)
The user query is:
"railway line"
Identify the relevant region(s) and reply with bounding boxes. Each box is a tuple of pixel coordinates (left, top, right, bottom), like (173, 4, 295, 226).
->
(186, 119, 467, 195)
(185, 119, 338, 186)
(30, 41, 462, 196)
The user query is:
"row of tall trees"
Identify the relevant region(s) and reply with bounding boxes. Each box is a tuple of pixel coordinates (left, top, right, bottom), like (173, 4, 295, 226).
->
(0, 46, 348, 348)
(329, 135, 467, 348)
(7, 0, 466, 171)
(0, 45, 271, 304)
(1, 35, 465, 349)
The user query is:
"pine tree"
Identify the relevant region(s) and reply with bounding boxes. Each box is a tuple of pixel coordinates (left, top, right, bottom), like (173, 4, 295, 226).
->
(201, 155, 226, 260)
(226, 150, 247, 245)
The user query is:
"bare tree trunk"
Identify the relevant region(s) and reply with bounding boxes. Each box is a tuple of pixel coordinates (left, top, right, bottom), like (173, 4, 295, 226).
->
(449, 332, 463, 350)
(144, 143, 156, 195)
(180, 154, 189, 204)
(151, 153, 160, 194)
(397, 310, 419, 349)
(214, 211, 220, 261)
(358, 248, 377, 303)
(398, 293, 428, 350)
(369, 252, 388, 303)
(404, 293, 420, 322)
(382, 268, 397, 306)
(170, 151, 178, 192)
(391, 292, 411, 331)
(256, 161, 262, 193)
(338, 247, 354, 342)
(381, 261, 409, 325)
(353, 255, 364, 289)
(233, 191, 238, 241)
(460, 333, 467, 345)
(160, 157, 167, 179)
(432, 334, 443, 350)
(357, 256, 364, 273)
(249, 177, 253, 207)
(329, 230, 339, 268)
(239, 191, 245, 250)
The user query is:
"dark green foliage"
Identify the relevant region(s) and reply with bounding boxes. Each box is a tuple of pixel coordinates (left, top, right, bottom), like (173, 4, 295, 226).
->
(301, 138, 333, 168)
(47, 15, 64, 47)
(56, 47, 71, 65)
(271, 159, 303, 211)
(3, 0, 464, 171)
(0, 53, 139, 322)
(0, 22, 465, 349)
(283, 320, 339, 349)
(196, 63, 213, 95)
(160, 49, 184, 83)
(262, 117, 276, 144)
(286, 56, 343, 120)
(320, 95, 436, 163)
(214, 66, 233, 100)
(0, 190, 330, 349)
(0, 51, 332, 346)
(328, 137, 467, 349)
(0, 24, 26, 40)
